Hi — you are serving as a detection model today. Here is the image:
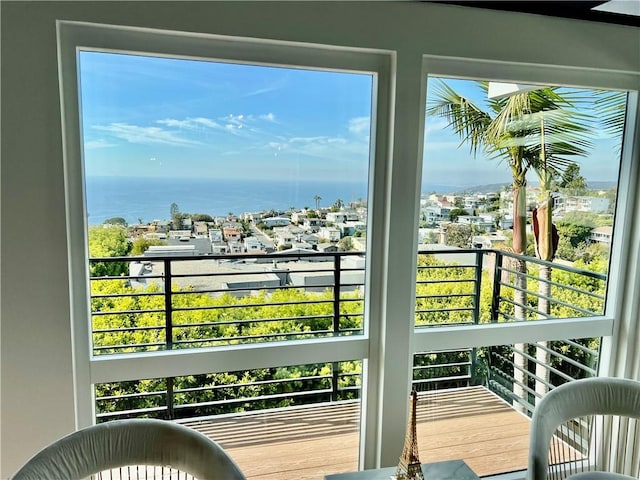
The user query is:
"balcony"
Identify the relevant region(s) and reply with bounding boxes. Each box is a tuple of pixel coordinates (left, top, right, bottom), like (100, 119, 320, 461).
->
(89, 249, 605, 478)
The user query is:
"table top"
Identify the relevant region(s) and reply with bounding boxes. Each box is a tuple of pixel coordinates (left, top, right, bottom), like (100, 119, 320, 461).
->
(324, 459, 479, 480)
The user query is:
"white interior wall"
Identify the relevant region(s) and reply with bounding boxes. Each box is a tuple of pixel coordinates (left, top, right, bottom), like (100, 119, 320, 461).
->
(1, 1, 638, 476)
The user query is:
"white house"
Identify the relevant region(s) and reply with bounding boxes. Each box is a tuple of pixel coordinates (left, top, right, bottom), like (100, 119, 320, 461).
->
(318, 226, 341, 242)
(457, 215, 495, 233)
(326, 212, 347, 224)
(422, 206, 452, 225)
(554, 195, 611, 214)
(209, 228, 223, 243)
(590, 226, 613, 245)
(302, 218, 324, 232)
(244, 236, 263, 252)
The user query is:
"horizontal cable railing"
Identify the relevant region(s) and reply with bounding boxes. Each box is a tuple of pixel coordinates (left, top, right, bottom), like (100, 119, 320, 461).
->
(90, 251, 365, 354)
(487, 338, 600, 417)
(91, 247, 606, 422)
(96, 361, 361, 422)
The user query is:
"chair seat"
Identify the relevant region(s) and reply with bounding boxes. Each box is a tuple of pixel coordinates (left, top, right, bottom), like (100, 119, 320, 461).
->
(566, 473, 636, 480)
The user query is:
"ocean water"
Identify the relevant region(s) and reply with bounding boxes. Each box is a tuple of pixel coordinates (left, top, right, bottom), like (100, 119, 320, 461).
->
(85, 176, 470, 225)
(85, 176, 370, 225)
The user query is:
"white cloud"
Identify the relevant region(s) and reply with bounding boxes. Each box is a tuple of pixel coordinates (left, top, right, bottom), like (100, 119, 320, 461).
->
(260, 113, 276, 122)
(424, 118, 450, 134)
(84, 139, 116, 149)
(348, 116, 370, 135)
(267, 135, 368, 160)
(242, 77, 287, 98)
(93, 123, 200, 146)
(157, 118, 194, 128)
(222, 113, 250, 126)
(157, 117, 221, 130)
(191, 117, 220, 128)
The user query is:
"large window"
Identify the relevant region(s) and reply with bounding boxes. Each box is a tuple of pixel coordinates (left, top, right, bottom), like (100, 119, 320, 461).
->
(411, 68, 632, 476)
(57, 20, 637, 479)
(79, 51, 373, 354)
(59, 21, 391, 478)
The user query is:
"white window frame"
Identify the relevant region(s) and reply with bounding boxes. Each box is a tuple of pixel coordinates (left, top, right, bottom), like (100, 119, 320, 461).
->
(415, 56, 639, 355)
(57, 20, 640, 474)
(57, 20, 393, 469)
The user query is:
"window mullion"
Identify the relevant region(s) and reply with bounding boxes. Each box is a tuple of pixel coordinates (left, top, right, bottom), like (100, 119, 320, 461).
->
(365, 51, 426, 469)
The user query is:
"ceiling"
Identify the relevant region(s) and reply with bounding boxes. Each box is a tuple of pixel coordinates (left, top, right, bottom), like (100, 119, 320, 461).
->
(426, 1, 640, 27)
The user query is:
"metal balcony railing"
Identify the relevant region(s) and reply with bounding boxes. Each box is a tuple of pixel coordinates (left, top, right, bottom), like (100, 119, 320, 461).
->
(90, 248, 607, 421)
(90, 251, 365, 354)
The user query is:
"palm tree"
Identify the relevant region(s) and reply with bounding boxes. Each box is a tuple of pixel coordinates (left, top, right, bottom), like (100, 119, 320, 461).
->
(428, 81, 594, 408)
(314, 194, 322, 210)
(515, 100, 595, 401)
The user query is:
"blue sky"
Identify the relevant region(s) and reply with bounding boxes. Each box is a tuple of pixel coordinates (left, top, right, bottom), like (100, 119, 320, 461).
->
(423, 78, 623, 187)
(79, 51, 373, 183)
(79, 51, 623, 188)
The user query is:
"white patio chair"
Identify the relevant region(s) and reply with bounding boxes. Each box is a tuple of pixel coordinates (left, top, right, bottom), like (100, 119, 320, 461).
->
(12, 418, 247, 480)
(527, 377, 640, 480)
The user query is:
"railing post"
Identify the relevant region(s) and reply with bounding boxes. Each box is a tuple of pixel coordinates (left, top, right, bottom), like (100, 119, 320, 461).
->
(470, 348, 478, 386)
(333, 254, 341, 334)
(164, 259, 173, 350)
(473, 250, 484, 324)
(331, 362, 339, 402)
(166, 376, 175, 420)
(490, 251, 503, 323)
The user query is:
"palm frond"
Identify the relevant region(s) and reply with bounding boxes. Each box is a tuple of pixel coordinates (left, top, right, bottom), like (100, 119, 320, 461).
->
(594, 90, 627, 138)
(426, 80, 493, 156)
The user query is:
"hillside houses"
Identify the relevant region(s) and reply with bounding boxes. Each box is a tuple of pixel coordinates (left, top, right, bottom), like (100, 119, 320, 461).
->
(127, 188, 612, 259)
(457, 215, 495, 233)
(554, 194, 610, 214)
(590, 226, 613, 245)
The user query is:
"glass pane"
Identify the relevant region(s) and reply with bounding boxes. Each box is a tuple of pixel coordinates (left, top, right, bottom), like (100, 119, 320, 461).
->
(95, 361, 362, 478)
(419, 77, 626, 326)
(412, 338, 599, 476)
(79, 51, 373, 354)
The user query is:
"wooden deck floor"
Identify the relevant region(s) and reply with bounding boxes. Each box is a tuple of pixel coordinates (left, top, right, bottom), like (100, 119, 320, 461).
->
(183, 386, 531, 479)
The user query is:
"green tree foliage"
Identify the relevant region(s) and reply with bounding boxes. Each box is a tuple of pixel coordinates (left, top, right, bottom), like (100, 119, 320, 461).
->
(448, 208, 469, 222)
(445, 223, 473, 248)
(191, 213, 214, 222)
(559, 163, 588, 194)
(88, 226, 131, 277)
(338, 236, 354, 251)
(415, 254, 492, 326)
(556, 221, 593, 248)
(130, 238, 167, 256)
(103, 217, 127, 226)
(170, 202, 184, 230)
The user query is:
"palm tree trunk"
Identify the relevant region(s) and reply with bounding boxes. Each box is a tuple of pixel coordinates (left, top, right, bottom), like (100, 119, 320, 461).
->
(535, 264, 552, 404)
(533, 193, 555, 404)
(512, 182, 528, 413)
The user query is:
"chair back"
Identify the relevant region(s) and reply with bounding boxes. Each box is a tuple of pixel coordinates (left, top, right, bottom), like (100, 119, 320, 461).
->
(12, 418, 247, 480)
(528, 377, 640, 480)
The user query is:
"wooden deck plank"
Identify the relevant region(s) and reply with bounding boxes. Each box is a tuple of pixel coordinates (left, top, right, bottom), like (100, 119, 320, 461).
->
(183, 386, 531, 479)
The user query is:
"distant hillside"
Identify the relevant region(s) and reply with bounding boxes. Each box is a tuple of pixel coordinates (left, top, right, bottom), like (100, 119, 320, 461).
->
(423, 180, 616, 195)
(586, 181, 617, 191)
(460, 183, 510, 194)
(461, 181, 616, 194)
